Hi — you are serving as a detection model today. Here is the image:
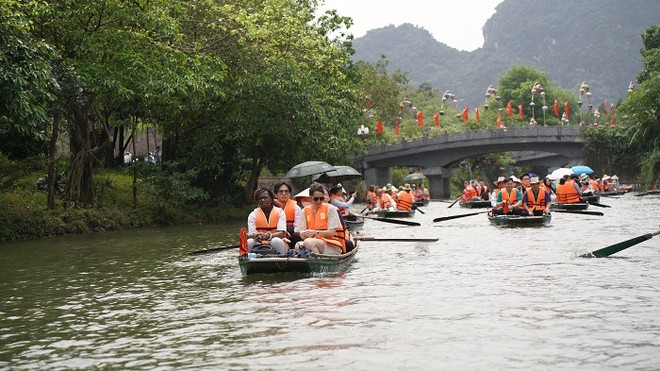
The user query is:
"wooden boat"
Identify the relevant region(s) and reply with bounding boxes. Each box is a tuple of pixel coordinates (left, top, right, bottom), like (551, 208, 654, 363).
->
(238, 246, 358, 276)
(413, 199, 429, 207)
(488, 214, 551, 227)
(549, 202, 589, 211)
(459, 200, 491, 208)
(600, 190, 627, 196)
(580, 194, 601, 203)
(345, 219, 364, 232)
(372, 209, 415, 218)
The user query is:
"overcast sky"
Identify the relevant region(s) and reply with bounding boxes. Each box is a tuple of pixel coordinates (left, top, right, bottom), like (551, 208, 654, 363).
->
(319, 0, 505, 51)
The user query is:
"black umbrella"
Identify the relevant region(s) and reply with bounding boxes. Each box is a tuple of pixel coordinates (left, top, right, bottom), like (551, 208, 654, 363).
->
(285, 161, 336, 178)
(312, 165, 362, 183)
(403, 173, 427, 182)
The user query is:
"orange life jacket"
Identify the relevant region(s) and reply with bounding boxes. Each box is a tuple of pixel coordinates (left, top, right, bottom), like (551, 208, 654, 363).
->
(303, 203, 345, 252)
(500, 188, 518, 213)
(525, 187, 547, 211)
(556, 182, 580, 203)
(397, 191, 414, 211)
(379, 194, 391, 209)
(330, 194, 349, 217)
(254, 207, 282, 244)
(280, 199, 296, 228)
(463, 187, 476, 200)
(366, 191, 377, 205)
(589, 179, 600, 192)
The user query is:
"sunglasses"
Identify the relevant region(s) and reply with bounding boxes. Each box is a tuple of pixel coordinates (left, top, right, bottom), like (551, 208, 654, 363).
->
(312, 196, 325, 202)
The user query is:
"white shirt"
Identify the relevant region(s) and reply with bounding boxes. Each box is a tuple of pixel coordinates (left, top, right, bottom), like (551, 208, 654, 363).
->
(247, 206, 286, 235)
(294, 203, 342, 232)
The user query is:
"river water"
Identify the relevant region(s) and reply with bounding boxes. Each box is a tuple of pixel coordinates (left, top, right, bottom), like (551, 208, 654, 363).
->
(1, 195, 659, 370)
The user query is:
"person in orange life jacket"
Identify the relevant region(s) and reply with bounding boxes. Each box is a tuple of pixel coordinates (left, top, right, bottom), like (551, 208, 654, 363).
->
(494, 177, 524, 215)
(555, 176, 581, 203)
(273, 181, 301, 248)
(568, 174, 584, 199)
(522, 177, 551, 216)
(519, 173, 531, 194)
(365, 185, 377, 211)
(396, 184, 415, 211)
(490, 176, 506, 207)
(329, 184, 357, 221)
(419, 183, 430, 200)
(479, 180, 490, 200)
(601, 175, 611, 191)
(247, 187, 287, 254)
(294, 183, 344, 255)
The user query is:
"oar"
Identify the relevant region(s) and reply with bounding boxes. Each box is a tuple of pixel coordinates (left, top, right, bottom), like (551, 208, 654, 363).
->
(414, 207, 426, 214)
(356, 236, 439, 242)
(188, 244, 239, 256)
(552, 210, 604, 216)
(447, 197, 461, 208)
(357, 215, 421, 226)
(433, 210, 489, 223)
(588, 201, 611, 208)
(360, 206, 369, 214)
(580, 229, 660, 258)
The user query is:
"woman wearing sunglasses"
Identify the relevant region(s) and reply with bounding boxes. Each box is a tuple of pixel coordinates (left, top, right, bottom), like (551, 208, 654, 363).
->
(246, 187, 287, 254)
(294, 183, 345, 255)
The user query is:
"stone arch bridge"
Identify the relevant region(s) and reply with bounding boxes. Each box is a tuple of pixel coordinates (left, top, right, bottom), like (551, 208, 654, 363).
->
(359, 126, 587, 198)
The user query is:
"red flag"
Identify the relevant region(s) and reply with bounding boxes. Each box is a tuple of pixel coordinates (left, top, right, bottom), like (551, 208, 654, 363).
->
(461, 107, 469, 122)
(376, 119, 383, 134)
(564, 101, 570, 119)
(433, 113, 440, 127)
(475, 108, 480, 122)
(609, 119, 615, 126)
(506, 101, 513, 116)
(553, 99, 559, 116)
(395, 119, 400, 135)
(603, 100, 608, 116)
(610, 103, 615, 115)
(497, 111, 503, 129)
(518, 104, 524, 120)
(417, 111, 424, 126)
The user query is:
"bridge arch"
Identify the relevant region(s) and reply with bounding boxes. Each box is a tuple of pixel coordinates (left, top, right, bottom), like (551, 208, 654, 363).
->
(359, 126, 587, 198)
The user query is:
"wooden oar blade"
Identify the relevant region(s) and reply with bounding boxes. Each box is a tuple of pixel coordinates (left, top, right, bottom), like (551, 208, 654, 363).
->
(188, 244, 240, 256)
(358, 215, 421, 226)
(588, 201, 611, 208)
(581, 230, 660, 258)
(553, 210, 604, 216)
(448, 197, 461, 208)
(414, 207, 426, 214)
(433, 210, 488, 223)
(356, 237, 439, 242)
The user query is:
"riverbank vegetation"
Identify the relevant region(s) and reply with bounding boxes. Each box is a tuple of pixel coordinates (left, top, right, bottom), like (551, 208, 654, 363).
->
(1, 1, 658, 241)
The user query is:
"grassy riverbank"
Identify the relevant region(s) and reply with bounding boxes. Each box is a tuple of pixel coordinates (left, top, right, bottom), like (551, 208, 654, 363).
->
(0, 167, 250, 242)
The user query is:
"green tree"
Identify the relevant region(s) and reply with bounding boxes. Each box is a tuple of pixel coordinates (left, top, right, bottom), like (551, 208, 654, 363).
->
(619, 26, 660, 186)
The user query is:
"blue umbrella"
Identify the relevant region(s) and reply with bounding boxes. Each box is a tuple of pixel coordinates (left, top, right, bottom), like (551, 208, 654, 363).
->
(571, 165, 594, 175)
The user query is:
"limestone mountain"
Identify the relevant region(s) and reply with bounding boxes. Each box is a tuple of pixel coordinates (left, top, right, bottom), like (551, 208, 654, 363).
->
(352, 0, 660, 108)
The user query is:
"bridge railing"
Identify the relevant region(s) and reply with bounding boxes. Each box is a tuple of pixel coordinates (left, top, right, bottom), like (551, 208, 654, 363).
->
(366, 126, 585, 155)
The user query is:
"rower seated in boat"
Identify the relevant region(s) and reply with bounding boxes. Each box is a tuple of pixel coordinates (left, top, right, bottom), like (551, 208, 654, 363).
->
(493, 177, 523, 215)
(247, 187, 287, 254)
(396, 184, 415, 211)
(522, 177, 551, 216)
(273, 181, 302, 249)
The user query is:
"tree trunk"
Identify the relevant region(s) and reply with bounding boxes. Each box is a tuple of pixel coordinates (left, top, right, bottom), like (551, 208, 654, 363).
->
(64, 103, 95, 208)
(46, 112, 60, 210)
(245, 155, 263, 202)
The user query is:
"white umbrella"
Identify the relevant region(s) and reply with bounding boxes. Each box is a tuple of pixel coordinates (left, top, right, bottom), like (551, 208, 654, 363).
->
(548, 168, 574, 180)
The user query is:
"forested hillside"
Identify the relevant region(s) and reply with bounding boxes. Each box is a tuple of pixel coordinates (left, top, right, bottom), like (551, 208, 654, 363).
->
(352, 0, 660, 107)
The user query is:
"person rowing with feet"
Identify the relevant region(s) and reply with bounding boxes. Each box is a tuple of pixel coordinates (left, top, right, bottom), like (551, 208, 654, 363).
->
(246, 187, 287, 254)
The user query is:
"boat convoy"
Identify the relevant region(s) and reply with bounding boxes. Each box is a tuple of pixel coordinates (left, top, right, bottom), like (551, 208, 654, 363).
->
(187, 163, 658, 276)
